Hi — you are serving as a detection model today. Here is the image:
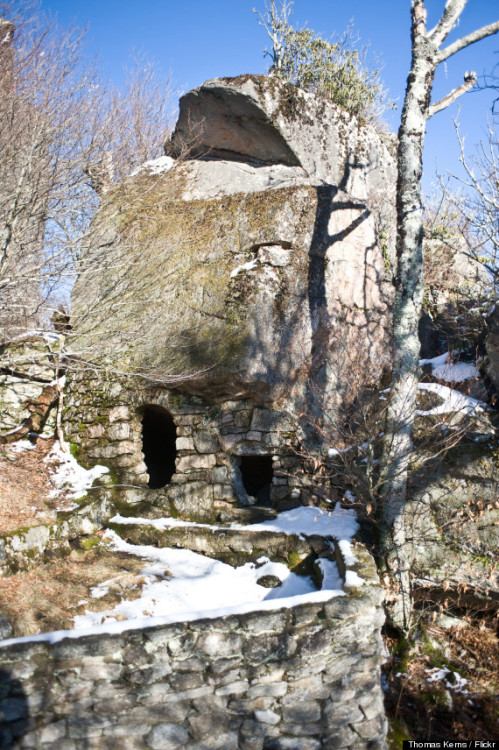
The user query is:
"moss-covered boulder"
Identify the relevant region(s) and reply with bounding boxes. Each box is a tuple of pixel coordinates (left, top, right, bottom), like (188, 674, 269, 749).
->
(70, 75, 395, 409)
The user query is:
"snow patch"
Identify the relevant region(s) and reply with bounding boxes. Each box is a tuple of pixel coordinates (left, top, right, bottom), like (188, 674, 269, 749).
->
(230, 258, 258, 278)
(416, 382, 486, 416)
(250, 504, 359, 541)
(47, 443, 109, 499)
(420, 352, 479, 383)
(8, 440, 36, 452)
(130, 155, 174, 177)
(111, 503, 359, 542)
(425, 667, 469, 694)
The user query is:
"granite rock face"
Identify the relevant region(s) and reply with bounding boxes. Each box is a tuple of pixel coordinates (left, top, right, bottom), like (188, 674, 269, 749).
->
(71, 75, 396, 409)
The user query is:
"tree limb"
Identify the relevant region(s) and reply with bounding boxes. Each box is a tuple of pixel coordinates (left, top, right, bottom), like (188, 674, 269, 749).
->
(438, 20, 499, 63)
(427, 0, 467, 47)
(427, 73, 477, 118)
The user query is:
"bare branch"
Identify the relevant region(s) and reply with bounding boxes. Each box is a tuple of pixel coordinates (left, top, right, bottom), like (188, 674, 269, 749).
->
(427, 0, 467, 46)
(427, 72, 477, 118)
(437, 20, 499, 63)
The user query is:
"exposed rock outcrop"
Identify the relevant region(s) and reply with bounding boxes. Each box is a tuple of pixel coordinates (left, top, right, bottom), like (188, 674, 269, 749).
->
(66, 74, 397, 516)
(71, 75, 396, 412)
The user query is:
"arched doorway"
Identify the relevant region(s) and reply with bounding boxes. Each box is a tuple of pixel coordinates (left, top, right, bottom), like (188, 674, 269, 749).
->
(141, 405, 177, 489)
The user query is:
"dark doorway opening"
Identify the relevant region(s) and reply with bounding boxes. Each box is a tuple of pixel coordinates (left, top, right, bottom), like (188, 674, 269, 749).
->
(239, 454, 273, 504)
(141, 405, 177, 489)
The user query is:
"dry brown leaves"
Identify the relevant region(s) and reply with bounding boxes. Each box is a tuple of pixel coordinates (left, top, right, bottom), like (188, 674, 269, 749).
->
(0, 544, 148, 637)
(0, 436, 79, 534)
(384, 615, 499, 743)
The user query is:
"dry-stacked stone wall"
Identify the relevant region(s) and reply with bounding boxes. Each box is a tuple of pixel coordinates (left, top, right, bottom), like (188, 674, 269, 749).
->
(0, 545, 387, 750)
(64, 371, 323, 522)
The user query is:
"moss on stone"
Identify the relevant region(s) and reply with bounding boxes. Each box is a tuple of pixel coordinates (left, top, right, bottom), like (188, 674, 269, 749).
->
(71, 179, 316, 379)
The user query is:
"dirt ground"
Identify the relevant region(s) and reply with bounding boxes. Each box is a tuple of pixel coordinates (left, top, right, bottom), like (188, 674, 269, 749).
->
(0, 541, 148, 637)
(0, 438, 151, 637)
(384, 615, 499, 745)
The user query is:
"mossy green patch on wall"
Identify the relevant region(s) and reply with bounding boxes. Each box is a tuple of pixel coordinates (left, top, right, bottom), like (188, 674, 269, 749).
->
(71, 181, 316, 387)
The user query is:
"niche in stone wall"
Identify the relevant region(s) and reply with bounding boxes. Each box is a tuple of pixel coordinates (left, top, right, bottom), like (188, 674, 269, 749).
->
(237, 454, 274, 505)
(141, 405, 177, 489)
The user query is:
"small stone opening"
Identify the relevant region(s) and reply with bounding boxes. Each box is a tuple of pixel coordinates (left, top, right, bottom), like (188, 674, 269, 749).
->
(239, 454, 274, 504)
(141, 405, 177, 489)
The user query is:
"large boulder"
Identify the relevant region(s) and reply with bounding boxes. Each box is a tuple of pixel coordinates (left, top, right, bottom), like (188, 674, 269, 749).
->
(70, 75, 396, 411)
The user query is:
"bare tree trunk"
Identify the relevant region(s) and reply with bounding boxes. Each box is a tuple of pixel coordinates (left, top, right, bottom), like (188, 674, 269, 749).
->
(380, 0, 499, 631)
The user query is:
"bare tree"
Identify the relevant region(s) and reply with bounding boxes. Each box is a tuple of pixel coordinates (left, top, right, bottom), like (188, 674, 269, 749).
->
(381, 0, 499, 630)
(440, 119, 499, 287)
(0, 2, 175, 342)
(0, 2, 176, 446)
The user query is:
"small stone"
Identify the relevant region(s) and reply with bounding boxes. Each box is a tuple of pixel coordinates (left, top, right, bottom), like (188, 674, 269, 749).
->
(256, 575, 282, 589)
(176, 437, 194, 451)
(254, 709, 281, 725)
(197, 632, 242, 657)
(147, 723, 189, 750)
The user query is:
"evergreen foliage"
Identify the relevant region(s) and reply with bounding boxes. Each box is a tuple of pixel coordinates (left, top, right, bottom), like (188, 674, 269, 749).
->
(254, 0, 389, 123)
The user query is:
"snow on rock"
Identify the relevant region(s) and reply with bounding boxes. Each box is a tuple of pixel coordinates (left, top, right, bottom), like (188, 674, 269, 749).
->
(420, 352, 479, 383)
(230, 258, 258, 278)
(249, 504, 359, 541)
(416, 382, 486, 416)
(47, 442, 109, 499)
(111, 503, 359, 542)
(73, 530, 342, 630)
(130, 155, 175, 177)
(317, 557, 344, 590)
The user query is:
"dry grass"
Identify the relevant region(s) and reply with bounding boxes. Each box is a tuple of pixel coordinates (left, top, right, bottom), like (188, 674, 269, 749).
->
(0, 437, 77, 534)
(0, 540, 148, 637)
(384, 614, 499, 745)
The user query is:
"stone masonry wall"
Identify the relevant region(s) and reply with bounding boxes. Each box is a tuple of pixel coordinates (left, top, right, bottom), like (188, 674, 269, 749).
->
(64, 370, 322, 522)
(0, 545, 387, 750)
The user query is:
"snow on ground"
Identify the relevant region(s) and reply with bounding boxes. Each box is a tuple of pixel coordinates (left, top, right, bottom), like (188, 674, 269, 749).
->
(419, 352, 479, 383)
(0, 531, 343, 647)
(129, 155, 175, 177)
(72, 531, 329, 631)
(46, 443, 109, 500)
(7, 440, 37, 452)
(0, 503, 359, 648)
(416, 382, 486, 416)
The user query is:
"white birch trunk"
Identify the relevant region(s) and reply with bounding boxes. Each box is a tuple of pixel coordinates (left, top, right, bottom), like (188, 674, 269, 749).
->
(381, 6, 436, 630)
(380, 0, 499, 630)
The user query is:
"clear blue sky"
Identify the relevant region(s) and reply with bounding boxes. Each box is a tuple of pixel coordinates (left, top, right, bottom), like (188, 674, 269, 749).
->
(39, 0, 498, 195)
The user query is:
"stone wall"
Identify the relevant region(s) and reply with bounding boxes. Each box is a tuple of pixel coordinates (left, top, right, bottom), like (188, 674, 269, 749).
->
(0, 543, 387, 750)
(64, 371, 326, 521)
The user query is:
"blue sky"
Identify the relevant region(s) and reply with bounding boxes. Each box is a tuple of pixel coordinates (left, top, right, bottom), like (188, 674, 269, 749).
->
(39, 0, 498, 195)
